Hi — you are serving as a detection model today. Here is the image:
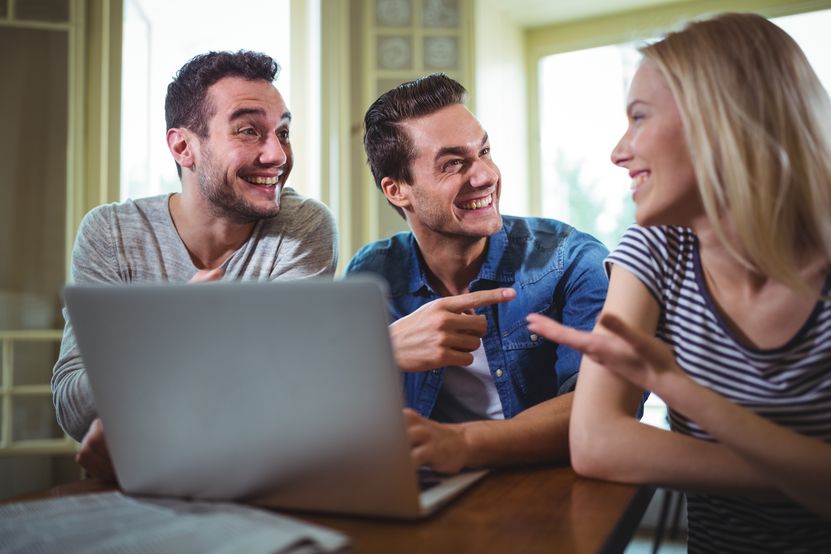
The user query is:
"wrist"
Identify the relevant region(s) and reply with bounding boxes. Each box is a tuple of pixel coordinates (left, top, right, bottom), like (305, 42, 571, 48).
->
(455, 421, 482, 468)
(654, 369, 696, 407)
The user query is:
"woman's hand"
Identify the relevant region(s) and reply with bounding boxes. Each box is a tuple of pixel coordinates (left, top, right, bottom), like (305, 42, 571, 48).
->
(526, 312, 684, 393)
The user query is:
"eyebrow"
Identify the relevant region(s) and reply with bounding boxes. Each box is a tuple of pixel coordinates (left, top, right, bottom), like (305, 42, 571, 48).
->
(434, 132, 489, 162)
(229, 107, 292, 123)
(626, 100, 647, 115)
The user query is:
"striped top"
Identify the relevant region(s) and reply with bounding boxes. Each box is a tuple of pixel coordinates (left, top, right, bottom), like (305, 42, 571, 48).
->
(607, 225, 831, 554)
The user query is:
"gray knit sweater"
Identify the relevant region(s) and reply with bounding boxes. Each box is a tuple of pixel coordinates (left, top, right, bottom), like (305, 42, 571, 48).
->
(52, 188, 338, 441)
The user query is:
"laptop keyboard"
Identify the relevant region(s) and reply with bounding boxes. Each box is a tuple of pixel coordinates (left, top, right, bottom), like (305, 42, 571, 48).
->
(417, 468, 443, 491)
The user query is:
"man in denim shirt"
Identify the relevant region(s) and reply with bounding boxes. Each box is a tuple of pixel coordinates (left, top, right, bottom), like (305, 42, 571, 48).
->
(346, 74, 608, 474)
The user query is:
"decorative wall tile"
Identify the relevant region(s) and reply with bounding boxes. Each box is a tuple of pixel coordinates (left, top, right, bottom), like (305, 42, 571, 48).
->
(423, 0, 459, 28)
(376, 0, 411, 26)
(377, 35, 413, 69)
(424, 36, 458, 69)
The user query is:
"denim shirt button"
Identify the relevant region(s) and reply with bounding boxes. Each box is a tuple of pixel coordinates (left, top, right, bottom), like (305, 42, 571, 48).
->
(495, 368, 504, 378)
(431, 369, 440, 374)
(530, 333, 539, 342)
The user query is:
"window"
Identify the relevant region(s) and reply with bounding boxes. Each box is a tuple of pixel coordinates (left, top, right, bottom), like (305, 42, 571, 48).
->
(539, 43, 641, 250)
(120, 0, 292, 202)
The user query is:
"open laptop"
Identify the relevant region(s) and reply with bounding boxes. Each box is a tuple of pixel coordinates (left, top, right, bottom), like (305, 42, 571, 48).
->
(63, 278, 487, 519)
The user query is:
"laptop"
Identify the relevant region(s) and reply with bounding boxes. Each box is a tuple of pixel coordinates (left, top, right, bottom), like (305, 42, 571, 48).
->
(63, 278, 487, 519)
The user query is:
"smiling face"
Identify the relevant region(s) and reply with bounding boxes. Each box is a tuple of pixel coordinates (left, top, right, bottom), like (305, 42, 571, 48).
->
(388, 104, 502, 242)
(193, 77, 292, 222)
(611, 60, 701, 227)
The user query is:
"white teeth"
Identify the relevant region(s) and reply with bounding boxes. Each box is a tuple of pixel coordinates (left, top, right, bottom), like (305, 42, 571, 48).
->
(458, 194, 493, 210)
(245, 176, 278, 185)
(632, 172, 649, 189)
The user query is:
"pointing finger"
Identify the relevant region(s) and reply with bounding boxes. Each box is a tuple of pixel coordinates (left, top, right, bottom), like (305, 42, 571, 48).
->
(441, 288, 516, 313)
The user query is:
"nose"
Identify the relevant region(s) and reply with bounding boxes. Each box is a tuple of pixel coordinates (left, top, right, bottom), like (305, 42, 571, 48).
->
(610, 131, 632, 168)
(469, 158, 499, 188)
(260, 135, 288, 167)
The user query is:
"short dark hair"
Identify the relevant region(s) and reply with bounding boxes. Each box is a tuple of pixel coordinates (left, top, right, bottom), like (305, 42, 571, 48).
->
(165, 50, 280, 177)
(363, 73, 467, 218)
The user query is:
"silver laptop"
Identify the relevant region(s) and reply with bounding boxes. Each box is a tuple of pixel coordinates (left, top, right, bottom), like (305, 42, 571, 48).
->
(64, 278, 486, 519)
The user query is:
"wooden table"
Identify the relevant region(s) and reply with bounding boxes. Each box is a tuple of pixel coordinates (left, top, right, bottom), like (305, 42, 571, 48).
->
(12, 465, 653, 553)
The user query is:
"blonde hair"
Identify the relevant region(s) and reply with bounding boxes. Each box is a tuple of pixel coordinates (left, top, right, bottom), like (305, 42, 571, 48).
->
(641, 12, 831, 289)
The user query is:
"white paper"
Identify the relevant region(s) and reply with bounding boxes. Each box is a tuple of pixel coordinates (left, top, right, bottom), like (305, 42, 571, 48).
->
(0, 492, 349, 554)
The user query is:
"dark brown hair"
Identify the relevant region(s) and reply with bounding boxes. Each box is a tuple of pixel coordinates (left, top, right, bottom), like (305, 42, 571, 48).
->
(165, 50, 280, 177)
(363, 73, 467, 217)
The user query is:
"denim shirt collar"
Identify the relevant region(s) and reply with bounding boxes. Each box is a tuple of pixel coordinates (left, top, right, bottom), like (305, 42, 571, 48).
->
(403, 220, 516, 296)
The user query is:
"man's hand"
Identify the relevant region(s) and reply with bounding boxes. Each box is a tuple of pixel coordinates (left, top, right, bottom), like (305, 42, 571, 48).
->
(390, 288, 516, 372)
(76, 418, 117, 482)
(405, 408, 469, 474)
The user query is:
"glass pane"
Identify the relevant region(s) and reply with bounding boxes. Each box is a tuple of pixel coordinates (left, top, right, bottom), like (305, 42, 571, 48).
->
(539, 43, 640, 251)
(424, 36, 458, 70)
(13, 341, 60, 386)
(0, 27, 67, 332)
(376, 0, 411, 26)
(422, 0, 459, 28)
(13, 395, 63, 441)
(377, 35, 413, 70)
(15, 0, 69, 22)
(774, 10, 831, 90)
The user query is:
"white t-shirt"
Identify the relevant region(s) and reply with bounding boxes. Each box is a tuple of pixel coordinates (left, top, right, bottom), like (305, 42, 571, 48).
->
(431, 343, 505, 423)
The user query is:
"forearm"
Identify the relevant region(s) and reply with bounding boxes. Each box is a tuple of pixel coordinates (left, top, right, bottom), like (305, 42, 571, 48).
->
(571, 362, 778, 496)
(458, 393, 572, 468)
(52, 354, 96, 442)
(660, 372, 831, 518)
(52, 313, 97, 442)
(572, 408, 777, 496)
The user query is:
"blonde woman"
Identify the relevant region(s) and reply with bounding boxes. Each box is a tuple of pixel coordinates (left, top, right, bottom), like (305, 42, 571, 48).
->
(527, 12, 831, 553)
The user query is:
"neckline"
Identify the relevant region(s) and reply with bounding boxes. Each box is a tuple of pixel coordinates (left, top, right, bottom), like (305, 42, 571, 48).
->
(690, 234, 830, 355)
(163, 193, 257, 272)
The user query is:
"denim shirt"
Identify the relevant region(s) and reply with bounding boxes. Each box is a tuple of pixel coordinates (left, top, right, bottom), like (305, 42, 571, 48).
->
(345, 216, 609, 419)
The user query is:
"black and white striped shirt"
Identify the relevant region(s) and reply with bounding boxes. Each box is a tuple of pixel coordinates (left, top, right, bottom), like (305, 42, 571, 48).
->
(607, 225, 831, 554)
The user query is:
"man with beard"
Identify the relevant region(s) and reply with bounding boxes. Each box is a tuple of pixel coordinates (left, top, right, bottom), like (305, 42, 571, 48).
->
(52, 51, 337, 480)
(347, 74, 608, 473)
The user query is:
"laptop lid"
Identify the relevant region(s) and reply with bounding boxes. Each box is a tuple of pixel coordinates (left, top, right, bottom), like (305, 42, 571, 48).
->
(64, 278, 485, 519)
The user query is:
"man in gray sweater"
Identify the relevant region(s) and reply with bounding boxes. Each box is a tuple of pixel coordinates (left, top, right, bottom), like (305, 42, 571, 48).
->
(52, 51, 338, 480)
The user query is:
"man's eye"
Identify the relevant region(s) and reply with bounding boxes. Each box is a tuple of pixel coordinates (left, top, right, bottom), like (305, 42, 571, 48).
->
(444, 159, 464, 172)
(239, 127, 258, 136)
(277, 130, 290, 141)
(481, 147, 491, 157)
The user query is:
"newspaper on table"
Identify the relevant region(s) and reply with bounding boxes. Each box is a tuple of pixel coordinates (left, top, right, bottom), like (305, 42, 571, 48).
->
(0, 491, 349, 554)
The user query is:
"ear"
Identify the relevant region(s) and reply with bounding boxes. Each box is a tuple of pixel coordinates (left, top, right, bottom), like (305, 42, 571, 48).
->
(380, 176, 412, 211)
(167, 128, 196, 171)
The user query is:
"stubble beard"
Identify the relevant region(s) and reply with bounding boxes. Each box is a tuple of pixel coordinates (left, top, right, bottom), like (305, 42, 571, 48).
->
(197, 149, 281, 224)
(411, 189, 501, 240)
